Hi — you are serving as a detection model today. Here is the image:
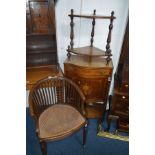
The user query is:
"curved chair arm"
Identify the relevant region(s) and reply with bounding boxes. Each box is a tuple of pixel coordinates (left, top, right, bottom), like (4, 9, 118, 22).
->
(29, 76, 87, 121)
(65, 78, 86, 117)
(29, 90, 35, 118)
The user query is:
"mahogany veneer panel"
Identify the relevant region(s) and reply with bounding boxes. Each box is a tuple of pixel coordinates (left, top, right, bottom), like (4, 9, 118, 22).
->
(109, 19, 129, 132)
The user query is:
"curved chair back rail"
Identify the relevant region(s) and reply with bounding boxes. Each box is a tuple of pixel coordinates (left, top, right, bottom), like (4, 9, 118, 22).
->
(29, 76, 86, 121)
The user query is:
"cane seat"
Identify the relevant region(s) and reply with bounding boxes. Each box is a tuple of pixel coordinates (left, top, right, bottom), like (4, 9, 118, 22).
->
(39, 104, 86, 140)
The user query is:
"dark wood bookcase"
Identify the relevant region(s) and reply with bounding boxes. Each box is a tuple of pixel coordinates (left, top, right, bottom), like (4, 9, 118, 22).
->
(108, 19, 129, 132)
(26, 0, 62, 90)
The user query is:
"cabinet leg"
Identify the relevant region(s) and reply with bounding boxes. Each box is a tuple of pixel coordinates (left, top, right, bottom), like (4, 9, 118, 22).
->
(98, 103, 107, 131)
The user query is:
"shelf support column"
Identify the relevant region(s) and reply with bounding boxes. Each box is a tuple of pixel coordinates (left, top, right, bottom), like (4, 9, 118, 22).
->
(67, 9, 74, 60)
(70, 9, 74, 49)
(106, 11, 114, 65)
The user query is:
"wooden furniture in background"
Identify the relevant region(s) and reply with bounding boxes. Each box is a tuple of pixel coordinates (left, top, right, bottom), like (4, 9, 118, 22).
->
(26, 0, 62, 90)
(107, 19, 129, 132)
(64, 9, 115, 119)
(29, 76, 87, 155)
(26, 65, 63, 90)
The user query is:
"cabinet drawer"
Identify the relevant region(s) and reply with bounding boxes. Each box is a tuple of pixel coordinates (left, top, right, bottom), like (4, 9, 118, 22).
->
(111, 94, 129, 115)
(118, 120, 129, 132)
(64, 64, 112, 77)
(121, 83, 129, 93)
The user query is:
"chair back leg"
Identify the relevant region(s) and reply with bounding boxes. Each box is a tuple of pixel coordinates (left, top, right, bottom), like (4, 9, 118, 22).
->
(40, 141, 46, 155)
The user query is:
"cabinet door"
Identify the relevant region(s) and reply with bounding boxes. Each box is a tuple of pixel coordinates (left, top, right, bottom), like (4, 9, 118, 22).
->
(26, 0, 56, 35)
(70, 76, 111, 103)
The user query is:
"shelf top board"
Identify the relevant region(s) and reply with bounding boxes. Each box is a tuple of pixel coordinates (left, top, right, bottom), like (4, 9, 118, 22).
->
(68, 46, 112, 57)
(68, 14, 116, 19)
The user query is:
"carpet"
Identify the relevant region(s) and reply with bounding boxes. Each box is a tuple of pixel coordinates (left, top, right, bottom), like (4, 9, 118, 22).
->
(26, 108, 129, 155)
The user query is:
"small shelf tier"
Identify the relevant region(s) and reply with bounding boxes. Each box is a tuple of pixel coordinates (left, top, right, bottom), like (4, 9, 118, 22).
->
(68, 46, 112, 57)
(64, 55, 113, 68)
(68, 14, 116, 19)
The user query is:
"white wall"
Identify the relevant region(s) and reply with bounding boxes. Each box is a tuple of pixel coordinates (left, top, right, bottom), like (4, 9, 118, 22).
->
(26, 90, 29, 107)
(26, 0, 128, 107)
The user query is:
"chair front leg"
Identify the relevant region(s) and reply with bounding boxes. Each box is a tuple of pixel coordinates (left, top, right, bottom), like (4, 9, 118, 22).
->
(40, 141, 46, 155)
(83, 123, 87, 147)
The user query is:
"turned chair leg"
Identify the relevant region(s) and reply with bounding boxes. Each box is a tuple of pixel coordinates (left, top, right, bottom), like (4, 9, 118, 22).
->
(83, 123, 87, 147)
(40, 141, 46, 155)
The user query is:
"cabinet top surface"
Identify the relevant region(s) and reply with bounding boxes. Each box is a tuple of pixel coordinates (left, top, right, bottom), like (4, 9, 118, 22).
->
(68, 14, 116, 20)
(64, 55, 113, 68)
(26, 65, 62, 85)
(69, 46, 108, 57)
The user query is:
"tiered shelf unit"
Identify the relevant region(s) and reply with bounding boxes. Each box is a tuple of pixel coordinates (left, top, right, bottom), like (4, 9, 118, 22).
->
(67, 9, 116, 65)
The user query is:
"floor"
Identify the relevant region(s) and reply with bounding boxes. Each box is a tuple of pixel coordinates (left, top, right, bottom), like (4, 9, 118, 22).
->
(26, 108, 129, 155)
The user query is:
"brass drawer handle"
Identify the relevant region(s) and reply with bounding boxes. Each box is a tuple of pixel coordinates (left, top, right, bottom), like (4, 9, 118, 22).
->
(125, 84, 128, 87)
(78, 81, 80, 85)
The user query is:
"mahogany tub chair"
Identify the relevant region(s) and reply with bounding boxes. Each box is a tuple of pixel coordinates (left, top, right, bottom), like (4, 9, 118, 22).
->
(29, 76, 87, 155)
